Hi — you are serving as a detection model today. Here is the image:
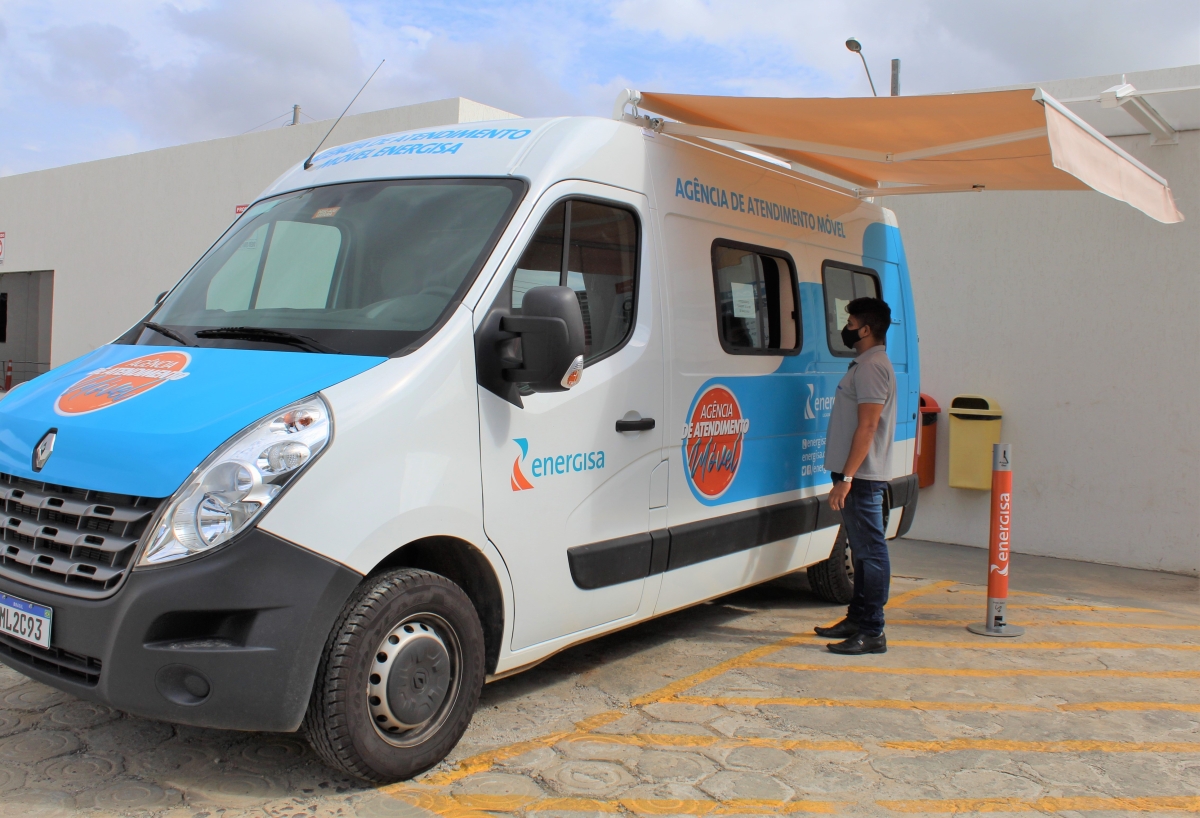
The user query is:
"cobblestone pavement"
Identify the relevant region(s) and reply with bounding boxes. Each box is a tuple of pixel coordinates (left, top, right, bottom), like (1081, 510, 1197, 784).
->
(0, 562, 1197, 817)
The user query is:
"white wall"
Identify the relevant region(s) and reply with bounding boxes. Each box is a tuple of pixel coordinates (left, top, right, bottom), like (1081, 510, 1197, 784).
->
(890, 126, 1198, 575)
(0, 98, 515, 367)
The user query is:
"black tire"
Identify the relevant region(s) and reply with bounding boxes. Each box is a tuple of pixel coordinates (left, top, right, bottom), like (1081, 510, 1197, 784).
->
(303, 568, 485, 783)
(807, 526, 854, 604)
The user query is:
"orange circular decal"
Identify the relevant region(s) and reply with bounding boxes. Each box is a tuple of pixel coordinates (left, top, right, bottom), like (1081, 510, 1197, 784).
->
(683, 385, 750, 498)
(55, 352, 191, 415)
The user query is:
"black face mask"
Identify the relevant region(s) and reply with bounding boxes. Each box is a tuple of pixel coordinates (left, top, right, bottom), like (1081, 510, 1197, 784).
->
(841, 325, 863, 349)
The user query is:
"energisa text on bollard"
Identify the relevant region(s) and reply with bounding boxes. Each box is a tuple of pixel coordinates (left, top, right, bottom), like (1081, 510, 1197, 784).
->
(968, 443, 1025, 637)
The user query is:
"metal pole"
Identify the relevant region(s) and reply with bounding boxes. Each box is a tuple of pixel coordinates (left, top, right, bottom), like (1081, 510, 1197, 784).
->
(858, 53, 877, 97)
(890, 59, 900, 96)
(292, 105, 301, 126)
(969, 443, 1024, 637)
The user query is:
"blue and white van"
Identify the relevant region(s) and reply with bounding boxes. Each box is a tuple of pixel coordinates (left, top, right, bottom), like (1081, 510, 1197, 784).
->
(0, 112, 919, 780)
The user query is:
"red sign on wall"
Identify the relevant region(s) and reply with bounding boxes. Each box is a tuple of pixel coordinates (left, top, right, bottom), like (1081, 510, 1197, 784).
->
(235, 205, 249, 215)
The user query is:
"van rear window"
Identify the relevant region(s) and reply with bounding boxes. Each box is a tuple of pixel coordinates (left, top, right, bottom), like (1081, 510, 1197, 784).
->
(711, 241, 800, 355)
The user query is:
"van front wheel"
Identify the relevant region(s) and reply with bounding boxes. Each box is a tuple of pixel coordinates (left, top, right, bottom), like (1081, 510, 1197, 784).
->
(303, 568, 485, 782)
(806, 527, 854, 604)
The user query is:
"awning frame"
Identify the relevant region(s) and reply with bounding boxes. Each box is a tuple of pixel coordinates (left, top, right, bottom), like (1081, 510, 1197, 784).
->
(1031, 89, 1170, 187)
(629, 118, 1049, 165)
(613, 87, 1182, 221)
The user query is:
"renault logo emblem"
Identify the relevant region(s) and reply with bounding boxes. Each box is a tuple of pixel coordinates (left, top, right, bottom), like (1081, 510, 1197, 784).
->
(33, 429, 57, 472)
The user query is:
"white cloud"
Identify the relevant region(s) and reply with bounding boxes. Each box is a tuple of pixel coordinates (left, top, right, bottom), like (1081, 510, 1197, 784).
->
(0, 0, 1195, 175)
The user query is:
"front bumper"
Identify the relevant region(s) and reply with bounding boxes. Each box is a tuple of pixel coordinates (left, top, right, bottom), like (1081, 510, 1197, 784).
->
(0, 529, 361, 732)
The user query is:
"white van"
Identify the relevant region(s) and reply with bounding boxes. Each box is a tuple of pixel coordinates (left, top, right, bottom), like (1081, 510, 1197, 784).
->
(0, 114, 919, 781)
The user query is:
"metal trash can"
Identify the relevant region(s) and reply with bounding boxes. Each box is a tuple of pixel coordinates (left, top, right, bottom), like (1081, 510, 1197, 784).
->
(916, 393, 941, 488)
(948, 395, 1002, 490)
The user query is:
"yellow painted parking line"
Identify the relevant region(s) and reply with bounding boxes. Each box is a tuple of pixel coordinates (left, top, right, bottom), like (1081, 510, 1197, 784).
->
(414, 711, 625, 787)
(888, 619, 1200, 630)
(899, 603, 1171, 614)
(926, 588, 1056, 598)
(880, 795, 1200, 813)
(756, 661, 1200, 679)
(631, 580, 956, 706)
(884, 739, 1200, 753)
(386, 788, 847, 816)
(556, 731, 862, 752)
(524, 797, 623, 813)
(1059, 701, 1200, 712)
(618, 798, 846, 814)
(864, 639, 1200, 651)
(674, 694, 1044, 712)
(675, 694, 1200, 714)
(385, 785, 496, 818)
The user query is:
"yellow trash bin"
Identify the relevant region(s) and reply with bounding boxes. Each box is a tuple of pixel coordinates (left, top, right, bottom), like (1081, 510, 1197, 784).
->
(948, 395, 1002, 490)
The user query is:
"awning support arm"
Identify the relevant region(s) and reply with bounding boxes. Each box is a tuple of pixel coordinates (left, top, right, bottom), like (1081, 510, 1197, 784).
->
(855, 184, 986, 198)
(649, 120, 1047, 163)
(1100, 82, 1178, 145)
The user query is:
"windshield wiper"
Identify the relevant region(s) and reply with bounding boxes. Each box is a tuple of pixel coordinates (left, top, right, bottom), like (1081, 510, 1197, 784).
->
(143, 321, 194, 347)
(193, 326, 340, 354)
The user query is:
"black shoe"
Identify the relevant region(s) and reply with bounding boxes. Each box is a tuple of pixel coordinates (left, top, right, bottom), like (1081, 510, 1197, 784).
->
(814, 618, 860, 639)
(827, 632, 887, 655)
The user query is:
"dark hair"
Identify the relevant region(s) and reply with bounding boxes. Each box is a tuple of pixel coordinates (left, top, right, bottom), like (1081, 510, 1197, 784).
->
(847, 297, 891, 342)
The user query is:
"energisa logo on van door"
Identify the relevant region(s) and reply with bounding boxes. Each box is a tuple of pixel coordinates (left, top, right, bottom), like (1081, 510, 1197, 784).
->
(510, 438, 605, 491)
(682, 385, 750, 499)
(803, 384, 835, 421)
(55, 352, 191, 416)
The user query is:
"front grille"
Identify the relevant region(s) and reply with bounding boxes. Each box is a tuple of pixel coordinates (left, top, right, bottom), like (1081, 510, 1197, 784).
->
(0, 632, 102, 685)
(0, 473, 164, 599)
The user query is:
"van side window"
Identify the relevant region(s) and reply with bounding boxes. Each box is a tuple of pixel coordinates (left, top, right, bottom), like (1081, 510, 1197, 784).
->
(711, 242, 800, 355)
(511, 199, 638, 363)
(822, 261, 881, 357)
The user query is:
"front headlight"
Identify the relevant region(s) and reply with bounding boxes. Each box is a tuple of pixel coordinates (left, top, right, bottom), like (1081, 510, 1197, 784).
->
(137, 395, 331, 566)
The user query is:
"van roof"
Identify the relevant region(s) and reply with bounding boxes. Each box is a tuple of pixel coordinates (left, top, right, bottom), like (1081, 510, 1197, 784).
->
(258, 116, 870, 211)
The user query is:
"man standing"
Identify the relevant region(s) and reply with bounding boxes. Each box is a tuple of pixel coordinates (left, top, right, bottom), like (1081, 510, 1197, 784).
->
(815, 297, 897, 655)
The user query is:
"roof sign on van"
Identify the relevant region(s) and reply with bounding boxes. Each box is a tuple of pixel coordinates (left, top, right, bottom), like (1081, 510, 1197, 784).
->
(675, 175, 846, 238)
(312, 127, 533, 170)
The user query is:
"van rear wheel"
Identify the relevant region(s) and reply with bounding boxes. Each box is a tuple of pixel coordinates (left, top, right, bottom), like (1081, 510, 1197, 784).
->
(303, 568, 485, 782)
(807, 527, 854, 604)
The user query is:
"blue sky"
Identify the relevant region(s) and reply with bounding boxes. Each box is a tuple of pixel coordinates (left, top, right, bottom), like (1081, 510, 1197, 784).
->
(1, 0, 1196, 176)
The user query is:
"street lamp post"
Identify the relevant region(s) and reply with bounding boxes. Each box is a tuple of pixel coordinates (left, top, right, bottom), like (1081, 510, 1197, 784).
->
(845, 38, 877, 97)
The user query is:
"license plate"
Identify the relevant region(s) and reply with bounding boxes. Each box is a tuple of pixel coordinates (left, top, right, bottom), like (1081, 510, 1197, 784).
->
(0, 591, 52, 649)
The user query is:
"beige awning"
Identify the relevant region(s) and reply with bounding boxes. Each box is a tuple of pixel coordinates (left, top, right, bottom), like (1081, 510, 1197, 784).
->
(620, 88, 1182, 224)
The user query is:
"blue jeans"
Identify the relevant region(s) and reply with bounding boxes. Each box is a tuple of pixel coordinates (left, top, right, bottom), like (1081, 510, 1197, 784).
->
(842, 479, 890, 637)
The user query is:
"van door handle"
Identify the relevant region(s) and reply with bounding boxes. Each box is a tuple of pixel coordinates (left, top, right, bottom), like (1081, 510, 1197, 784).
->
(616, 418, 655, 432)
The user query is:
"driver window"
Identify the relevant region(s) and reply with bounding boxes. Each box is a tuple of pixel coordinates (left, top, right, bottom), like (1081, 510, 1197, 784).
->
(510, 199, 638, 363)
(206, 224, 267, 311)
(204, 221, 342, 311)
(256, 222, 342, 309)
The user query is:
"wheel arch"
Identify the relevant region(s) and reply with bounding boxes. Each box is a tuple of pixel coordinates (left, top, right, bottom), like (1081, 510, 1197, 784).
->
(369, 536, 505, 675)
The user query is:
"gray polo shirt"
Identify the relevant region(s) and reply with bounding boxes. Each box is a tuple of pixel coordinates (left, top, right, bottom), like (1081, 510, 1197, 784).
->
(823, 344, 897, 481)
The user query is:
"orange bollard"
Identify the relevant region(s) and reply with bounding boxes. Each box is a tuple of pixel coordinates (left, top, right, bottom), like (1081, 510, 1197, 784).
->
(968, 443, 1024, 637)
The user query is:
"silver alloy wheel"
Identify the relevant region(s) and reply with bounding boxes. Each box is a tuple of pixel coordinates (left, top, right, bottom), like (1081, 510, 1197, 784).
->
(844, 543, 854, 581)
(366, 613, 461, 748)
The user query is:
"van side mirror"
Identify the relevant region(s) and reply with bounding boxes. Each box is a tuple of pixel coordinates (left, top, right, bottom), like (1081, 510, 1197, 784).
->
(499, 286, 585, 392)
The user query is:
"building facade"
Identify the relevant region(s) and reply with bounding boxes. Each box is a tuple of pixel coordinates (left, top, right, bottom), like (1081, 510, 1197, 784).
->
(888, 66, 1198, 575)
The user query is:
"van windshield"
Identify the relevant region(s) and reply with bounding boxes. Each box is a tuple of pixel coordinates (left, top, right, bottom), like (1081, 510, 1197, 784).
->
(141, 178, 525, 356)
